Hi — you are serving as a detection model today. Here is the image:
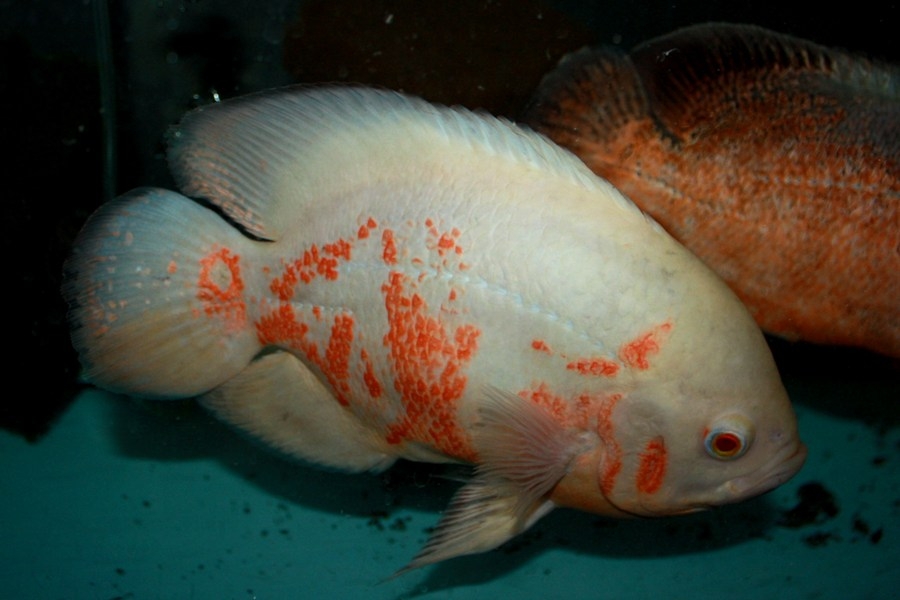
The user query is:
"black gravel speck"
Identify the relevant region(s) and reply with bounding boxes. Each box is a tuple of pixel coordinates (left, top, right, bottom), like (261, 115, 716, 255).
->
(778, 482, 839, 528)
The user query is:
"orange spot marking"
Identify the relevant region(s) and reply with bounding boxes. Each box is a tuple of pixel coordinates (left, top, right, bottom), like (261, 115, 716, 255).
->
(322, 313, 354, 405)
(531, 339, 552, 354)
(357, 218, 377, 240)
(519, 384, 609, 432)
(382, 229, 397, 265)
(269, 238, 354, 301)
(597, 394, 623, 496)
(566, 357, 620, 377)
(518, 382, 568, 422)
(381, 270, 480, 460)
(197, 247, 246, 334)
(636, 437, 667, 494)
(323, 238, 352, 261)
(573, 394, 598, 430)
(255, 305, 355, 405)
(619, 322, 673, 370)
(256, 303, 308, 347)
(167, 260, 177, 274)
(425, 219, 464, 258)
(361, 349, 383, 399)
(437, 233, 456, 252)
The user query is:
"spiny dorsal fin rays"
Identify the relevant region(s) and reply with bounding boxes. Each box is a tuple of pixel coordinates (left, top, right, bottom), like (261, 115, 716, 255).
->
(396, 387, 582, 574)
(167, 86, 644, 241)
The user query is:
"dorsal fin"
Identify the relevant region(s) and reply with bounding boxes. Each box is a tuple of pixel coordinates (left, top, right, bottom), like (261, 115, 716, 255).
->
(168, 85, 640, 240)
(523, 46, 650, 146)
(628, 22, 900, 141)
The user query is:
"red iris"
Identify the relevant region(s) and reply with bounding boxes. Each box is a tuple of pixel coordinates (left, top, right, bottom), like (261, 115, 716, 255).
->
(712, 432, 742, 457)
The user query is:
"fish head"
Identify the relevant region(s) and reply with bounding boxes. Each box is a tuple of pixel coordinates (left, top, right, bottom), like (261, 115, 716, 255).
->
(549, 278, 806, 519)
(600, 378, 806, 518)
(597, 299, 806, 517)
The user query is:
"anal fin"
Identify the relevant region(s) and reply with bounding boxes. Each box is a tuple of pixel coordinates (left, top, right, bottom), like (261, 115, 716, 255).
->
(199, 351, 395, 472)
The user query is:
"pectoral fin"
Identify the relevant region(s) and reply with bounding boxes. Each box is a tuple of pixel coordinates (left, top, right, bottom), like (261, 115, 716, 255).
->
(398, 387, 582, 572)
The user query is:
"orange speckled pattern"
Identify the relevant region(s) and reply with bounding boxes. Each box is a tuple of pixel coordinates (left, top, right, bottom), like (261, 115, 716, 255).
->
(534, 322, 673, 380)
(245, 214, 483, 460)
(566, 357, 619, 377)
(269, 239, 353, 301)
(360, 349, 383, 399)
(381, 270, 480, 459)
(518, 380, 625, 495)
(635, 437, 668, 495)
(256, 304, 359, 404)
(526, 23, 900, 356)
(381, 229, 397, 265)
(619, 322, 672, 370)
(531, 339, 552, 354)
(357, 216, 377, 240)
(596, 394, 623, 496)
(322, 313, 355, 405)
(196, 247, 246, 334)
(520, 325, 676, 498)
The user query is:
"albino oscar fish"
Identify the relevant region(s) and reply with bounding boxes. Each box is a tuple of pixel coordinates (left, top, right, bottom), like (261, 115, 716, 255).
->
(523, 23, 900, 357)
(63, 86, 806, 571)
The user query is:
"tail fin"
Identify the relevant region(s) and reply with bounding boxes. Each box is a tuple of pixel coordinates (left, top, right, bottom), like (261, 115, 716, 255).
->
(62, 188, 262, 399)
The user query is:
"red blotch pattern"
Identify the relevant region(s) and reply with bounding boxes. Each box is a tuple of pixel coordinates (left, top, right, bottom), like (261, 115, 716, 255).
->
(250, 215, 482, 459)
(382, 229, 397, 265)
(197, 246, 246, 334)
(360, 349, 383, 399)
(620, 322, 672, 370)
(635, 437, 667, 494)
(269, 239, 353, 301)
(381, 270, 480, 460)
(532, 322, 673, 380)
(197, 211, 676, 482)
(531, 339, 552, 354)
(519, 381, 623, 496)
(357, 217, 378, 240)
(566, 357, 620, 377)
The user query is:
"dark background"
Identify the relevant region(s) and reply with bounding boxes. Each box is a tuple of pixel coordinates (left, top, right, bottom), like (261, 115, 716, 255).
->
(1, 0, 896, 440)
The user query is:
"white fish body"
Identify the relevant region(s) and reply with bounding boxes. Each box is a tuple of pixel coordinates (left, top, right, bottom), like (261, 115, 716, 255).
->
(64, 86, 805, 571)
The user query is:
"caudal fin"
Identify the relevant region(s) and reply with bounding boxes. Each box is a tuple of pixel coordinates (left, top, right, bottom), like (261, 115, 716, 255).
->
(62, 188, 262, 399)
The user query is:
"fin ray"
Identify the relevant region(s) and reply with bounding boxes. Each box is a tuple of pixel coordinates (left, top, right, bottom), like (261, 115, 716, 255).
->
(62, 188, 260, 398)
(629, 23, 900, 140)
(168, 85, 643, 240)
(399, 387, 580, 572)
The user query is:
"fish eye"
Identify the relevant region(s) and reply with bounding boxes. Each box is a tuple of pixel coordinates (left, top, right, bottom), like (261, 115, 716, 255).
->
(704, 414, 755, 460)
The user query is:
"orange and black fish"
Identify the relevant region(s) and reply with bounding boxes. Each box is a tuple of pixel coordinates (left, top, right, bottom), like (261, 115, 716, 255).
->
(524, 23, 900, 357)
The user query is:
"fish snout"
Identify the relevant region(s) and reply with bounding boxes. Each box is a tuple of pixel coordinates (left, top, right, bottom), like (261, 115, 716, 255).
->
(719, 440, 807, 502)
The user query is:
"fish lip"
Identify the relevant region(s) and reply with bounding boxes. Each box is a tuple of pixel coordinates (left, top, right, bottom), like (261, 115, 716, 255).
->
(719, 441, 808, 502)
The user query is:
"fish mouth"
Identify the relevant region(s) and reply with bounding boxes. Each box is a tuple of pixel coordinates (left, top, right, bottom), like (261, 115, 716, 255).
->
(718, 441, 808, 503)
